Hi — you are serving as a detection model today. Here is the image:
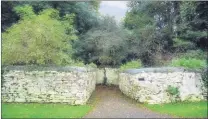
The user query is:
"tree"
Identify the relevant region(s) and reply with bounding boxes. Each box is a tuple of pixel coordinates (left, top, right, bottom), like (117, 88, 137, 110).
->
(1, 1, 101, 34)
(2, 5, 77, 65)
(89, 0, 101, 13)
(124, 1, 207, 66)
(177, 1, 208, 50)
(124, 1, 171, 66)
(1, 1, 19, 31)
(73, 15, 128, 68)
(73, 16, 129, 85)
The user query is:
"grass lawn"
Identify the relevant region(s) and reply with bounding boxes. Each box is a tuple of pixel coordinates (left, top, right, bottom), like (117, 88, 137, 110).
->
(2, 91, 98, 118)
(2, 103, 92, 118)
(144, 101, 208, 118)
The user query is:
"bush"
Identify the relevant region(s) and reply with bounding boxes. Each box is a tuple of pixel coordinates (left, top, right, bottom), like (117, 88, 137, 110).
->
(166, 85, 180, 102)
(170, 58, 206, 69)
(120, 60, 142, 71)
(71, 61, 85, 67)
(86, 63, 97, 68)
(72, 61, 97, 68)
(166, 85, 179, 96)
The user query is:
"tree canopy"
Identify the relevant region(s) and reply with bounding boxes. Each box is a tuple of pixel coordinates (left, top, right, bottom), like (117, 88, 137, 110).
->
(124, 1, 207, 66)
(1, 1, 100, 34)
(1, 1, 207, 68)
(2, 5, 77, 65)
(73, 15, 128, 67)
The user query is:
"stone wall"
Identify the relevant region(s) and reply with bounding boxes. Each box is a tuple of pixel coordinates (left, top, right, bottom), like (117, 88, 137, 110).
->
(95, 68, 104, 84)
(119, 67, 206, 104)
(96, 68, 119, 85)
(105, 68, 119, 85)
(1, 66, 96, 105)
(2, 66, 206, 105)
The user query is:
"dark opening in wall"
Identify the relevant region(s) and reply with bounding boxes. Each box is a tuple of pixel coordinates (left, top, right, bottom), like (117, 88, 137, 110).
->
(138, 78, 145, 81)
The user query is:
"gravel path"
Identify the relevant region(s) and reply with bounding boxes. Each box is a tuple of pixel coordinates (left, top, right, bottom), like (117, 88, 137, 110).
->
(84, 85, 172, 118)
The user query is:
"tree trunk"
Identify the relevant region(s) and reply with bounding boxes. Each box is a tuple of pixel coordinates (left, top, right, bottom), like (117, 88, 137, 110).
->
(103, 67, 107, 85)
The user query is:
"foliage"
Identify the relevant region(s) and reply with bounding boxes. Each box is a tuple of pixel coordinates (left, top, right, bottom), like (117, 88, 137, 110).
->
(144, 101, 208, 118)
(170, 58, 206, 69)
(177, 1, 208, 50)
(124, 1, 208, 66)
(173, 38, 195, 52)
(120, 60, 142, 71)
(166, 85, 179, 96)
(124, 1, 176, 66)
(71, 61, 85, 67)
(70, 60, 97, 68)
(14, 5, 36, 20)
(1, 1, 100, 34)
(201, 68, 208, 89)
(124, 11, 154, 30)
(73, 15, 128, 67)
(89, 0, 101, 13)
(86, 63, 97, 68)
(1, 1, 19, 31)
(166, 85, 180, 102)
(175, 50, 206, 60)
(69, 2, 100, 34)
(1, 1, 207, 68)
(2, 6, 77, 65)
(2, 103, 91, 118)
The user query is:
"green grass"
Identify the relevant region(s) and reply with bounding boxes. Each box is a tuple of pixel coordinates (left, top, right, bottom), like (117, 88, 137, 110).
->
(144, 101, 208, 118)
(2, 103, 92, 118)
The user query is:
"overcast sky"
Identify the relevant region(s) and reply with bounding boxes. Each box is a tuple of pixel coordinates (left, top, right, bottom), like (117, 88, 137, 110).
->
(99, 1, 128, 23)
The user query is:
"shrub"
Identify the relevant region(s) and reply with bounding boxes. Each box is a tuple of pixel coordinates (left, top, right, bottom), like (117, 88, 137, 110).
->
(166, 85, 179, 96)
(166, 85, 180, 102)
(70, 61, 97, 68)
(71, 61, 97, 68)
(86, 63, 97, 68)
(120, 60, 142, 71)
(71, 61, 85, 67)
(170, 58, 206, 69)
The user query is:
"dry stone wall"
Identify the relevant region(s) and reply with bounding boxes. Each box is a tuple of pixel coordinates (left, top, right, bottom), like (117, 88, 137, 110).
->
(119, 67, 206, 104)
(2, 66, 96, 105)
(2, 66, 206, 105)
(96, 68, 119, 85)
